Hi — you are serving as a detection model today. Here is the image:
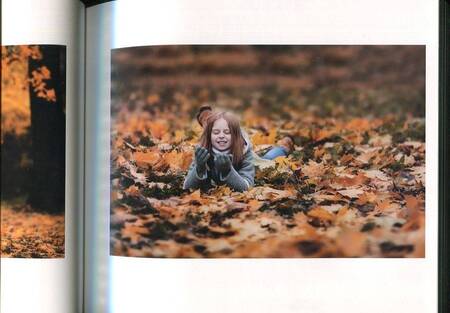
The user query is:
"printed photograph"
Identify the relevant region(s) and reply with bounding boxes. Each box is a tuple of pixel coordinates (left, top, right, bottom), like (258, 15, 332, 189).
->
(110, 45, 425, 258)
(1, 45, 66, 258)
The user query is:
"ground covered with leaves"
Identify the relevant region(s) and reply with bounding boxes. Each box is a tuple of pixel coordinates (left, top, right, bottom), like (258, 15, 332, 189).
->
(110, 46, 425, 258)
(1, 203, 65, 258)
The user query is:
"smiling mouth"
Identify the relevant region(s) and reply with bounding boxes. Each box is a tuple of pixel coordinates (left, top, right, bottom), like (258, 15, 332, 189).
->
(216, 140, 228, 145)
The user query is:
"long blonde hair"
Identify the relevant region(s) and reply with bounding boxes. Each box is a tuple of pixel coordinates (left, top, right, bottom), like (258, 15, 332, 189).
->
(199, 111, 245, 166)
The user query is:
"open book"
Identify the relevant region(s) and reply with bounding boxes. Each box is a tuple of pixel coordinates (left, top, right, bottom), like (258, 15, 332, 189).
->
(1, 0, 447, 312)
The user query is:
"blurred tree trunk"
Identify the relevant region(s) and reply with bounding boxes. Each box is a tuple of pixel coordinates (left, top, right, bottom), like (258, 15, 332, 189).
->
(27, 46, 66, 213)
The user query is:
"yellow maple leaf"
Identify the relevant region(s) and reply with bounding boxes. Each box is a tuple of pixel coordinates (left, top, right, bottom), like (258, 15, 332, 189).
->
(251, 128, 277, 145)
(148, 120, 169, 140)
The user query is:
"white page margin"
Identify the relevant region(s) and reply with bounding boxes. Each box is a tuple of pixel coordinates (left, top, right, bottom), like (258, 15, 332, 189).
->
(1, 1, 84, 313)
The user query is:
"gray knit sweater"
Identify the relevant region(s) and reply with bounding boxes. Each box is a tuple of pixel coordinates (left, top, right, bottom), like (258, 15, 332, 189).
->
(183, 137, 255, 192)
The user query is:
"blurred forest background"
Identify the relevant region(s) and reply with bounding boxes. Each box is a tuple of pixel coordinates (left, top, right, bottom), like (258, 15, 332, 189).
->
(111, 46, 424, 117)
(1, 45, 66, 258)
(111, 46, 425, 258)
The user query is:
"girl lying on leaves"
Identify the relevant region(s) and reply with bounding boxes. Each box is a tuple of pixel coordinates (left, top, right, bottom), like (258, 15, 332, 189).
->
(195, 104, 294, 162)
(183, 111, 255, 192)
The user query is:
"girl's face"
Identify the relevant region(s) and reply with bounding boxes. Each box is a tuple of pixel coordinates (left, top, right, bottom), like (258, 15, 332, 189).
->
(211, 118, 232, 151)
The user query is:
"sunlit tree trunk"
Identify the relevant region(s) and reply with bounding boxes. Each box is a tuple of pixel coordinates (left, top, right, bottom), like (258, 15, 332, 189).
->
(27, 46, 66, 213)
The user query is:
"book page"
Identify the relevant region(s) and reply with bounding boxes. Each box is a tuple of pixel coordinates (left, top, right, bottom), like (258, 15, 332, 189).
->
(1, 1, 84, 313)
(85, 0, 438, 312)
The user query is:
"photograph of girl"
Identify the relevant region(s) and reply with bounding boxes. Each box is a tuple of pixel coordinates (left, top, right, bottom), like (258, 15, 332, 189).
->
(185, 105, 295, 192)
(110, 45, 425, 258)
(184, 110, 255, 192)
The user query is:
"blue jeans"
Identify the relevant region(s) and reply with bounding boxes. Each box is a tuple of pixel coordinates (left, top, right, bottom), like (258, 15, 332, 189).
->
(261, 146, 288, 160)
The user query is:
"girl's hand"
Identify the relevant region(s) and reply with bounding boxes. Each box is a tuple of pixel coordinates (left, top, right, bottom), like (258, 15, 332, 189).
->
(214, 154, 232, 176)
(195, 146, 210, 175)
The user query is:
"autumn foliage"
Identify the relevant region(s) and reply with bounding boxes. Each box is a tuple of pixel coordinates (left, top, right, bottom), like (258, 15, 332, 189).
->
(1, 46, 57, 139)
(1, 45, 66, 258)
(1, 204, 64, 258)
(110, 46, 425, 258)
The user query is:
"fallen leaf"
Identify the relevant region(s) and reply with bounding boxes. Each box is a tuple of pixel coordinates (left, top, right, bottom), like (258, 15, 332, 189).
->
(337, 188, 365, 198)
(308, 207, 335, 222)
